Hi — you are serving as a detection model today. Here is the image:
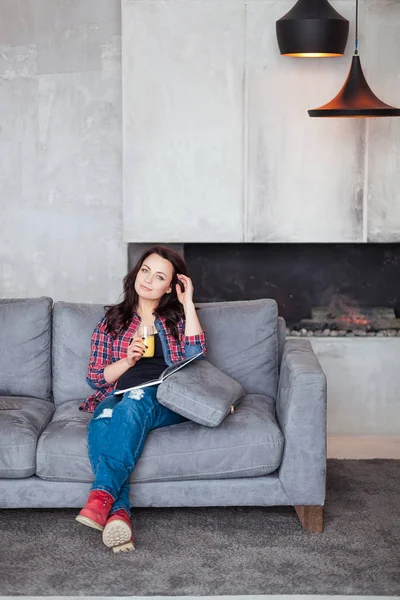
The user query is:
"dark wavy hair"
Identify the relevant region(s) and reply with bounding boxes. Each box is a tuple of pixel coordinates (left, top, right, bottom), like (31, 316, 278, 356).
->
(104, 245, 189, 340)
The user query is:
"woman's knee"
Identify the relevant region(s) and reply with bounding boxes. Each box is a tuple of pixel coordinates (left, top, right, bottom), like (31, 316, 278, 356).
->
(123, 388, 148, 402)
(121, 387, 156, 407)
(112, 390, 155, 420)
(91, 395, 120, 423)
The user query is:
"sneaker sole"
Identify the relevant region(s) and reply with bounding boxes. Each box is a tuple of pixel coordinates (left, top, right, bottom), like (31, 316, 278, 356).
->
(75, 514, 104, 532)
(102, 520, 135, 553)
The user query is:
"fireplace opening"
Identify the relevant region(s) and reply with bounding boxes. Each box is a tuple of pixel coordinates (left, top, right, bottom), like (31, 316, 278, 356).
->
(295, 305, 400, 337)
(183, 243, 400, 338)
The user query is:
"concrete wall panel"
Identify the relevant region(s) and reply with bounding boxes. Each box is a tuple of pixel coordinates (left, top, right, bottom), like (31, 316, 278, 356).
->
(0, 0, 126, 303)
(122, 0, 246, 243)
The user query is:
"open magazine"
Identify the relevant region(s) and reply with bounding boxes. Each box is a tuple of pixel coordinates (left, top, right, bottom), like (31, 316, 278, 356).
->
(114, 350, 203, 395)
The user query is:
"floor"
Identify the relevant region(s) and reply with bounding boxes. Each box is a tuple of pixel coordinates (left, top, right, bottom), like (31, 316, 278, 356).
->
(1, 595, 400, 600)
(5, 439, 399, 600)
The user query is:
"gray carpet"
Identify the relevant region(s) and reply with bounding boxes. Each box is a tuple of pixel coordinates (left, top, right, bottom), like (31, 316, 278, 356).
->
(0, 459, 399, 596)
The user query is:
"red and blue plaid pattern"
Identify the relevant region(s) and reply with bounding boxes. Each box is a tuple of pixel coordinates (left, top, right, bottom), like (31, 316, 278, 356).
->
(80, 314, 207, 412)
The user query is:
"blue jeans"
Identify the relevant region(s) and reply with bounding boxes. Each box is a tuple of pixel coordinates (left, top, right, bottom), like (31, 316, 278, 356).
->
(87, 385, 187, 515)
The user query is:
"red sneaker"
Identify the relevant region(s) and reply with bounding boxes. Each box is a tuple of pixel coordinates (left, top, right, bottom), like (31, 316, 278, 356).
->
(75, 490, 114, 531)
(102, 509, 135, 553)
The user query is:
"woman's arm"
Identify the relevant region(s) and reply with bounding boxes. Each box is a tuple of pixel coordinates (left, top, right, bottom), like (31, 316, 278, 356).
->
(87, 317, 115, 389)
(103, 357, 131, 384)
(87, 319, 147, 387)
(176, 274, 207, 357)
(104, 337, 148, 384)
(183, 301, 203, 336)
(176, 274, 203, 335)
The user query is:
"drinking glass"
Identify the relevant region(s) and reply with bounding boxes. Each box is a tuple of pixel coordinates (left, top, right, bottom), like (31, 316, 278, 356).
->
(137, 325, 155, 358)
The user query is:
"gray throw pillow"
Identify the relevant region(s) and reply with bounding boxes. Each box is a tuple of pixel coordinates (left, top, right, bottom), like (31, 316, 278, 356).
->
(156, 360, 245, 427)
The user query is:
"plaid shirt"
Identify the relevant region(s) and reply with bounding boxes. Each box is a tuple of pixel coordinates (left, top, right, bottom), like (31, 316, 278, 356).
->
(80, 312, 207, 412)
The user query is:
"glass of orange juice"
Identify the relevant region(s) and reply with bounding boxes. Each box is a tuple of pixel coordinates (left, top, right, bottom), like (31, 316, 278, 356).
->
(137, 325, 155, 358)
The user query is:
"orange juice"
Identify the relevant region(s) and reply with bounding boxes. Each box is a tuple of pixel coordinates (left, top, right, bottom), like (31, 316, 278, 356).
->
(142, 334, 155, 358)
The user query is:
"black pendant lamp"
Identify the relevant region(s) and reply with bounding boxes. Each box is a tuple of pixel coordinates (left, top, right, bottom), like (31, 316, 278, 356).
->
(308, 0, 400, 117)
(276, 0, 349, 58)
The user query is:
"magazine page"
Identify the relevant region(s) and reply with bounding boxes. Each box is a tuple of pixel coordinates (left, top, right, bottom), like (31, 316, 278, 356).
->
(114, 350, 203, 395)
(161, 350, 203, 380)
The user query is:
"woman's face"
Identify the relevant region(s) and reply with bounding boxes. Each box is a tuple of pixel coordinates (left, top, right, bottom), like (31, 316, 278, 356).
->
(134, 253, 174, 302)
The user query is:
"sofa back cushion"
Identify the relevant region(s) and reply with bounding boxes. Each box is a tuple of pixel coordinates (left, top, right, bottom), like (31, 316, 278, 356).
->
(196, 299, 278, 398)
(52, 298, 279, 405)
(0, 297, 52, 401)
(52, 302, 105, 406)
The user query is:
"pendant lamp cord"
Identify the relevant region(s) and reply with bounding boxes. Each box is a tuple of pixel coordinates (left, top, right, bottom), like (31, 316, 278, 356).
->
(355, 0, 359, 55)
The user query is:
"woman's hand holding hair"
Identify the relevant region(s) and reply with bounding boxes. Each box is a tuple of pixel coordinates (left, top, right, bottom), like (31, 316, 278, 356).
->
(176, 274, 194, 309)
(176, 274, 204, 336)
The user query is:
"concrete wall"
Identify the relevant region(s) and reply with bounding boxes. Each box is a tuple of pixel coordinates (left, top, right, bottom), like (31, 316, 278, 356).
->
(122, 0, 400, 243)
(1, 0, 400, 299)
(0, 0, 126, 303)
(309, 337, 400, 436)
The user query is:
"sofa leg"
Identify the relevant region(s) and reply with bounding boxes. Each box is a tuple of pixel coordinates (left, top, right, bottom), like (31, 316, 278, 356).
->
(294, 505, 323, 533)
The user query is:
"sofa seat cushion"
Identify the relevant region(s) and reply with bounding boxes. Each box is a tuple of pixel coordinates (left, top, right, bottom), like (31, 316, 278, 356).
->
(0, 397, 54, 478)
(36, 395, 284, 483)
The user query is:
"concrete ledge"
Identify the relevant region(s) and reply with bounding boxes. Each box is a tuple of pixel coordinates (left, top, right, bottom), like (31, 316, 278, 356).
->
(289, 336, 400, 436)
(328, 435, 400, 459)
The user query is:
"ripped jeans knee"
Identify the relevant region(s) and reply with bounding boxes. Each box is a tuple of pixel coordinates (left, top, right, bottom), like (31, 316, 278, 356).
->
(127, 388, 145, 401)
(94, 407, 114, 420)
(91, 387, 155, 427)
(91, 394, 120, 422)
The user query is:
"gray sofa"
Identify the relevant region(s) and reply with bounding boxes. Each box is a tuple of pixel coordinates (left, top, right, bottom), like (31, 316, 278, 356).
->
(0, 297, 327, 532)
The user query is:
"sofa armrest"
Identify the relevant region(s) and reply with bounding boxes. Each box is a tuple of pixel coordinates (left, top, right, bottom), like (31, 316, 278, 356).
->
(276, 339, 327, 506)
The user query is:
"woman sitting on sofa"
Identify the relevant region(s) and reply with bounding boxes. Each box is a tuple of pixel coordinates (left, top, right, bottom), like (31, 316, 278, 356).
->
(76, 245, 207, 553)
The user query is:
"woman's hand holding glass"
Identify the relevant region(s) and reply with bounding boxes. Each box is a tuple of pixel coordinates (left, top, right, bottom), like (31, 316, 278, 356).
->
(126, 337, 147, 367)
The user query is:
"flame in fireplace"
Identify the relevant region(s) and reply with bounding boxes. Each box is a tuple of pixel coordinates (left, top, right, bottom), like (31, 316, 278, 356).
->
(336, 312, 370, 326)
(328, 294, 370, 327)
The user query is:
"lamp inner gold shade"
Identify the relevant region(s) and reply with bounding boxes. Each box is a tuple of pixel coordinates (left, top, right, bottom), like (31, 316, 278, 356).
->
(283, 52, 343, 57)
